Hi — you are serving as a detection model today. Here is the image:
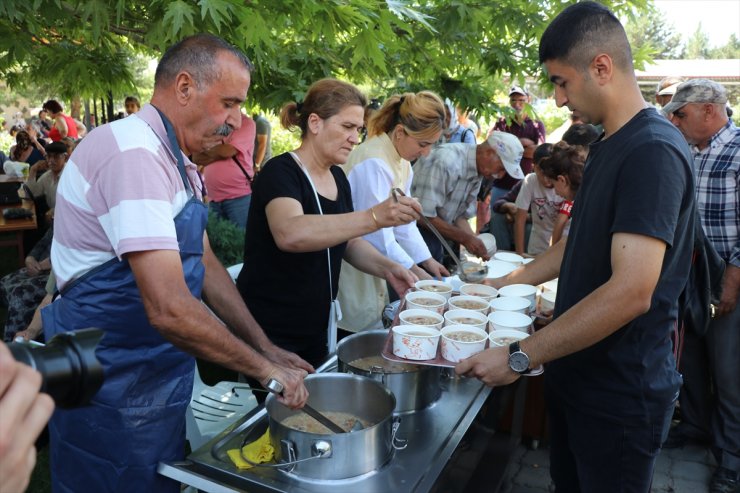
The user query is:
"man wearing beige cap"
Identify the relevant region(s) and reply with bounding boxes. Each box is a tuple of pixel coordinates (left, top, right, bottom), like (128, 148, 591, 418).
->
(411, 131, 524, 265)
(667, 77, 740, 493)
(655, 76, 685, 109)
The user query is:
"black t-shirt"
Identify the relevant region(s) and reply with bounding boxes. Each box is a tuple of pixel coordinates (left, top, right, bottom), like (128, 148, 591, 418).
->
(236, 153, 353, 362)
(548, 108, 695, 421)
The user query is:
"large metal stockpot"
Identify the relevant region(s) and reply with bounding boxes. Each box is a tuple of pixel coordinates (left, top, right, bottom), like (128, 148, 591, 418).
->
(265, 373, 399, 480)
(337, 330, 442, 414)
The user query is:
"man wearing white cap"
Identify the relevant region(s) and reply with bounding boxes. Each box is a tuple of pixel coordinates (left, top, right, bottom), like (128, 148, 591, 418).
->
(411, 131, 524, 265)
(666, 78, 740, 493)
(489, 86, 547, 202)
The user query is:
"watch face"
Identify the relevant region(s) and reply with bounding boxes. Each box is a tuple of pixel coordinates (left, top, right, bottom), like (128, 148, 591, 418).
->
(509, 352, 529, 373)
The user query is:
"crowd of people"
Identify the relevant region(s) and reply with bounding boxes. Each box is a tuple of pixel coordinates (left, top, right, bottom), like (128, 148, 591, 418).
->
(0, 2, 737, 492)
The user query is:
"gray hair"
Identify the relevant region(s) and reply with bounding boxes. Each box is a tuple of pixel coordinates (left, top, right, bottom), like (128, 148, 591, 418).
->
(154, 33, 253, 89)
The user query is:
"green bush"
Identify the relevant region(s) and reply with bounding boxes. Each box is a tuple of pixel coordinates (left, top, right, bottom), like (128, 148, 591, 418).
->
(206, 211, 244, 268)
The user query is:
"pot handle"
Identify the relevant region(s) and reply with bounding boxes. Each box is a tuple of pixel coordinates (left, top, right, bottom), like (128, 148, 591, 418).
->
(391, 417, 408, 450)
(239, 439, 332, 472)
(369, 365, 387, 385)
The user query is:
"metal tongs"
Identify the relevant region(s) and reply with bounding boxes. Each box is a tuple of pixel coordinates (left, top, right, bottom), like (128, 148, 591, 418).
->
(266, 379, 362, 433)
(391, 188, 488, 283)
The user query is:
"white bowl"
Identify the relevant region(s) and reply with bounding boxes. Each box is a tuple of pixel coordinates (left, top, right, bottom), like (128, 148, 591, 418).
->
(488, 329, 529, 347)
(477, 233, 497, 257)
(414, 279, 454, 299)
(459, 283, 498, 301)
(448, 295, 490, 314)
(489, 296, 531, 314)
(539, 290, 557, 313)
(488, 311, 533, 333)
(443, 309, 488, 331)
(494, 251, 524, 266)
(498, 283, 538, 311)
(440, 325, 488, 363)
(392, 325, 440, 360)
(399, 308, 444, 330)
(405, 291, 447, 314)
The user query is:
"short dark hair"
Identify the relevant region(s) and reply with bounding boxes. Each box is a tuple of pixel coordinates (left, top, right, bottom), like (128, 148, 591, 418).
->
(45, 141, 68, 155)
(533, 143, 554, 165)
(124, 96, 140, 106)
(154, 34, 253, 89)
(539, 1, 632, 72)
(42, 99, 63, 114)
(562, 124, 600, 146)
(538, 142, 586, 192)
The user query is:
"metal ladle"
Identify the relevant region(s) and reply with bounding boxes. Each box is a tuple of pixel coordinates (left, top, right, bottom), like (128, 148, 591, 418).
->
(266, 379, 363, 433)
(391, 188, 488, 283)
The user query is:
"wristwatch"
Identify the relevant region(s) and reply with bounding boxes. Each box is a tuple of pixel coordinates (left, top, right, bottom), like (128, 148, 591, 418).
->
(508, 341, 531, 375)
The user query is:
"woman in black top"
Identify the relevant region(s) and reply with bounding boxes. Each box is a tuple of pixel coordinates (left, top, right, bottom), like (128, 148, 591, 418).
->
(237, 79, 422, 368)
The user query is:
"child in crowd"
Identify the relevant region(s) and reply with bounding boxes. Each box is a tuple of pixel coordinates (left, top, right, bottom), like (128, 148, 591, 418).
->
(537, 143, 586, 244)
(513, 143, 563, 255)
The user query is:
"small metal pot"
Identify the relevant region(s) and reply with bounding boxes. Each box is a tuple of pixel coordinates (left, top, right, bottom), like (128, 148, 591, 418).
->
(337, 330, 442, 414)
(266, 373, 402, 480)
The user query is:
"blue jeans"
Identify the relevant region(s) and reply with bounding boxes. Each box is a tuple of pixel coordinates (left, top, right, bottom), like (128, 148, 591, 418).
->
(209, 194, 251, 230)
(546, 382, 674, 493)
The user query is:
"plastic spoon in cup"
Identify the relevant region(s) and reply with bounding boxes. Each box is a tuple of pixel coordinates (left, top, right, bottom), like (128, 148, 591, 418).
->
(391, 188, 488, 282)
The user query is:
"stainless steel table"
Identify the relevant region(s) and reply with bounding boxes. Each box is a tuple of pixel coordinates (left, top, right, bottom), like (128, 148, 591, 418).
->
(159, 356, 492, 493)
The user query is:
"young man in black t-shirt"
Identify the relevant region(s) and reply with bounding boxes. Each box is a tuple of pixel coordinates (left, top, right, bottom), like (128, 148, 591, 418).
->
(456, 3, 695, 492)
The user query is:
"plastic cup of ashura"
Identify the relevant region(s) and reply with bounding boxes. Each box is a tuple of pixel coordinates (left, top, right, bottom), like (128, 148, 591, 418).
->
(399, 308, 444, 330)
(498, 284, 538, 312)
(493, 251, 524, 266)
(448, 295, 490, 315)
(443, 309, 488, 332)
(392, 325, 440, 360)
(414, 279, 454, 300)
(489, 296, 531, 315)
(440, 325, 488, 363)
(405, 291, 447, 315)
(488, 329, 529, 347)
(539, 290, 557, 314)
(459, 283, 498, 301)
(541, 278, 559, 294)
(477, 233, 497, 257)
(488, 310, 533, 334)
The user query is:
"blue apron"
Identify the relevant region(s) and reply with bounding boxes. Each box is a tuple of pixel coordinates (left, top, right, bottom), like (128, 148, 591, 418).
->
(42, 109, 208, 493)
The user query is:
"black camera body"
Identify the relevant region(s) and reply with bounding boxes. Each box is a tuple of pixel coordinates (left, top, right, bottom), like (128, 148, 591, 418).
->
(9, 328, 105, 408)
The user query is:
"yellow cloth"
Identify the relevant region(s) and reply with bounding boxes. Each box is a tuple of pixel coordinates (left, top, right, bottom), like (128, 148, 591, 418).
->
(226, 429, 274, 470)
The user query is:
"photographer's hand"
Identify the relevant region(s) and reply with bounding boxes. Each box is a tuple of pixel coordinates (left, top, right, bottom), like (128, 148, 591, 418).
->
(0, 343, 55, 493)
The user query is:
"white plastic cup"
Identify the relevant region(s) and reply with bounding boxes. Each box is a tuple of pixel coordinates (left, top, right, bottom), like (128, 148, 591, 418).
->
(440, 325, 488, 363)
(443, 309, 488, 331)
(448, 295, 490, 314)
(477, 233, 497, 257)
(493, 251, 524, 266)
(459, 283, 498, 301)
(489, 296, 531, 314)
(399, 308, 444, 330)
(392, 325, 440, 360)
(539, 290, 557, 313)
(405, 291, 447, 314)
(498, 284, 538, 312)
(414, 279, 454, 300)
(488, 329, 529, 347)
(488, 311, 533, 333)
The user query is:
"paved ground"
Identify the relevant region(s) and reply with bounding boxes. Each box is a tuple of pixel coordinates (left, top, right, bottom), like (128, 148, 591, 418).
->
(502, 440, 716, 493)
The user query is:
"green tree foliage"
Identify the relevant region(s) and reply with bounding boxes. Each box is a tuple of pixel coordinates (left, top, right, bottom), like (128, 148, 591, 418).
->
(685, 24, 711, 60)
(625, 5, 684, 59)
(0, 0, 649, 117)
(709, 33, 740, 59)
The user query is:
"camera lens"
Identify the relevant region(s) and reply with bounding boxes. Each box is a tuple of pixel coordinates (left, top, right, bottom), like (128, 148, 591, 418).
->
(9, 328, 105, 408)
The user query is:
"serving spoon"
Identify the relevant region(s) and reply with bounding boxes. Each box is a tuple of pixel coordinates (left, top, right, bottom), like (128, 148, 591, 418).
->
(266, 379, 363, 433)
(391, 188, 488, 283)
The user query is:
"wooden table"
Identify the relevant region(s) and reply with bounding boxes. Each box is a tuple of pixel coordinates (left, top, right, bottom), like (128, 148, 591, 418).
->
(0, 180, 38, 266)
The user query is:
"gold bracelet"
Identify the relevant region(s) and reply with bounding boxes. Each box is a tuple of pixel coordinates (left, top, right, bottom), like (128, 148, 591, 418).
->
(370, 207, 380, 229)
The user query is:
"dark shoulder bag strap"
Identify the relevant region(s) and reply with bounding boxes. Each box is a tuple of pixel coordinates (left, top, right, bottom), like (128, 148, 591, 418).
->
(231, 154, 254, 184)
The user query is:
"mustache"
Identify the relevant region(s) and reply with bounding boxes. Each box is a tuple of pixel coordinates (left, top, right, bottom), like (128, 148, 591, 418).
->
(214, 124, 233, 137)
